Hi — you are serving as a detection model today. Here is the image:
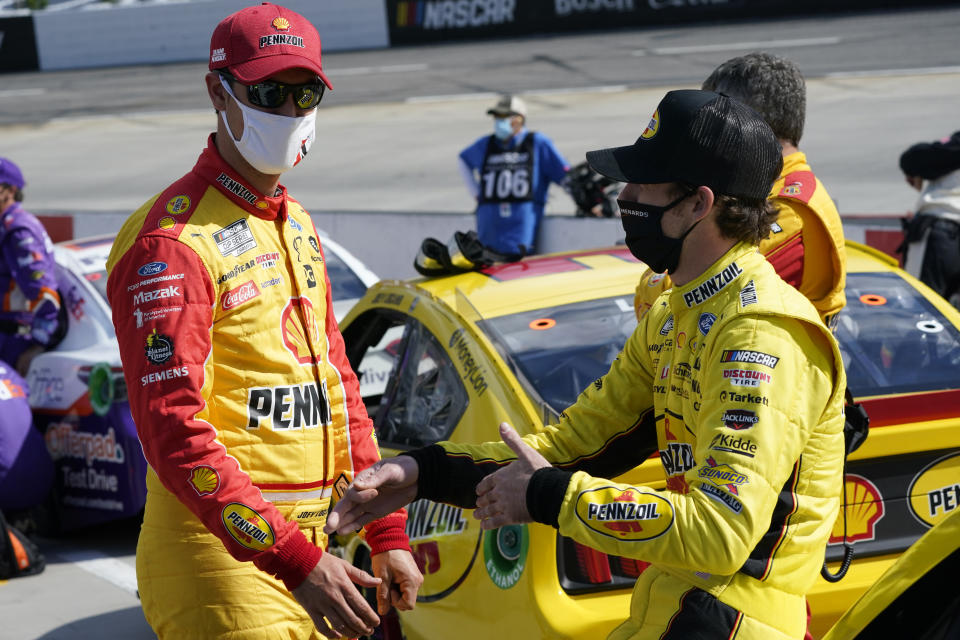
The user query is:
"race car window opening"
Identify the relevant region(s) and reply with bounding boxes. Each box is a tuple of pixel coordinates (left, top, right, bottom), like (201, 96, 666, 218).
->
(477, 295, 636, 416)
(374, 319, 468, 448)
(344, 309, 468, 448)
(837, 272, 960, 397)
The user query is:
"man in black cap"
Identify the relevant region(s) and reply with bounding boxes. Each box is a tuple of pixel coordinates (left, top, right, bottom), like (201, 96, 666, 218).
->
(325, 90, 847, 639)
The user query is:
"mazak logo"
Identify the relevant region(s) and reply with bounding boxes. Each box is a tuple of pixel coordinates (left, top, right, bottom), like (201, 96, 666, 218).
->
(247, 381, 331, 430)
(395, 0, 516, 29)
(221, 281, 260, 310)
(721, 409, 759, 430)
(133, 285, 181, 305)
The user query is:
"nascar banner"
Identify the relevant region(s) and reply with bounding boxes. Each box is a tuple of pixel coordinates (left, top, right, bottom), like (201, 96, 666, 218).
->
(386, 0, 954, 45)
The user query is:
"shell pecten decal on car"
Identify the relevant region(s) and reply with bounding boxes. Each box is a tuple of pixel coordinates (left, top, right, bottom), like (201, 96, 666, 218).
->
(221, 502, 275, 551)
(829, 474, 884, 544)
(908, 451, 960, 528)
(575, 486, 674, 541)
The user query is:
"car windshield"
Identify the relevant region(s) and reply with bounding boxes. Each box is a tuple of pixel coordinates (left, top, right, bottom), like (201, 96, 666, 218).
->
(478, 295, 637, 417)
(84, 269, 109, 302)
(837, 271, 960, 396)
(323, 249, 369, 301)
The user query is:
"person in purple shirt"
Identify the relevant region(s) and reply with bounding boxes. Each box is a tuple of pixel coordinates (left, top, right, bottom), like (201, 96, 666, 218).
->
(458, 95, 573, 256)
(0, 158, 62, 514)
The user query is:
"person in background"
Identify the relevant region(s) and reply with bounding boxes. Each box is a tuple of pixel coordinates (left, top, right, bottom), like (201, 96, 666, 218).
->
(327, 90, 847, 640)
(899, 130, 960, 308)
(104, 5, 421, 639)
(0, 157, 61, 516)
(634, 53, 846, 327)
(458, 94, 573, 256)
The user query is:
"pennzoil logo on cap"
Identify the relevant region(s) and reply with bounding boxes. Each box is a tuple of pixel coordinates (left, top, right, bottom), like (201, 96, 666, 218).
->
(272, 17, 291, 30)
(641, 109, 660, 140)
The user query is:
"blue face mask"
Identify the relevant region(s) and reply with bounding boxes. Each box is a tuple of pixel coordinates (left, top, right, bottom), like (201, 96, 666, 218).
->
(493, 118, 513, 141)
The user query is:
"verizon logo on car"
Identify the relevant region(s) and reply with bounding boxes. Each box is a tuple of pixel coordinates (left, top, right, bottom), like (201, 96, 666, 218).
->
(221, 281, 260, 310)
(133, 285, 181, 305)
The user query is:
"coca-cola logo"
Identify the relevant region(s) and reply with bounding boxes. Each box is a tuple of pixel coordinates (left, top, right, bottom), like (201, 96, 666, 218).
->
(221, 281, 261, 310)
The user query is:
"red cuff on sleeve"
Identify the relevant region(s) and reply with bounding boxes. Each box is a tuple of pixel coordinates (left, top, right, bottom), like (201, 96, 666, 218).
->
(266, 530, 322, 591)
(363, 511, 410, 555)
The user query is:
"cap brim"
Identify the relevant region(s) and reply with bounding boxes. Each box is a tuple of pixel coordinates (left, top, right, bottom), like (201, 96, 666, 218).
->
(230, 55, 333, 90)
(586, 144, 671, 184)
(487, 109, 519, 117)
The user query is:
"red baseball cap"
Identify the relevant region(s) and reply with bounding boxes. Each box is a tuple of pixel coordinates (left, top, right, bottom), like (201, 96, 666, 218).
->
(209, 2, 332, 89)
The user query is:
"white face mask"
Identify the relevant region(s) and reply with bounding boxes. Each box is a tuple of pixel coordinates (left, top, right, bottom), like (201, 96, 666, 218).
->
(219, 76, 317, 175)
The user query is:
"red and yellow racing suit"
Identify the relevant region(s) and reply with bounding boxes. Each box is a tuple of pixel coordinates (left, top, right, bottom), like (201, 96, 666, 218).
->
(410, 243, 846, 639)
(107, 136, 408, 639)
(635, 152, 847, 324)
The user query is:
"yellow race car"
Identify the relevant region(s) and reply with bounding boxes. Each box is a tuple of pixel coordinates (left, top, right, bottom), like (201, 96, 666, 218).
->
(334, 241, 960, 640)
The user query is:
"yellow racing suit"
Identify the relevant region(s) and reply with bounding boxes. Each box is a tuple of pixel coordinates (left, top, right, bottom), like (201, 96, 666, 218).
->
(409, 242, 846, 639)
(107, 137, 407, 639)
(635, 152, 847, 324)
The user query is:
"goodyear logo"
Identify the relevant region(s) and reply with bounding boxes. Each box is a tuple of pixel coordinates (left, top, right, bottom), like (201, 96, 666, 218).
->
(575, 487, 674, 541)
(641, 109, 660, 140)
(221, 503, 275, 551)
(908, 452, 960, 528)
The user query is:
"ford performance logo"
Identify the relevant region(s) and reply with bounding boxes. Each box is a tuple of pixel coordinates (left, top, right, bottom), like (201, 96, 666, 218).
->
(138, 262, 168, 277)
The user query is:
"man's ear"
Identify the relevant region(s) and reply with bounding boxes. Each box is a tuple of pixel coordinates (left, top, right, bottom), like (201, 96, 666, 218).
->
(206, 72, 228, 111)
(691, 185, 716, 221)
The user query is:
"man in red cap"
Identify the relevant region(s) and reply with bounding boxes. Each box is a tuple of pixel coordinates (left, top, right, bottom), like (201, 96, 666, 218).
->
(106, 4, 421, 638)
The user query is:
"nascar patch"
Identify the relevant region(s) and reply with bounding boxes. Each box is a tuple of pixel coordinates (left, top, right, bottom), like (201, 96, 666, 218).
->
(575, 486, 674, 541)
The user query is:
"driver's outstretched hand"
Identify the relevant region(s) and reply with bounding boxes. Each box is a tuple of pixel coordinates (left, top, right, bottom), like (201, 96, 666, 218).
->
(324, 456, 420, 536)
(473, 422, 550, 529)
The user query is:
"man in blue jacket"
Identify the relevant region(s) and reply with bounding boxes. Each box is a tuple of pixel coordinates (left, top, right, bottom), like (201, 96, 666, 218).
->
(458, 95, 572, 255)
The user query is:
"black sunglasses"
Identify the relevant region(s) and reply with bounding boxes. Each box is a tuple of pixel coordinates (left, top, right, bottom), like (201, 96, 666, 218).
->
(220, 72, 324, 110)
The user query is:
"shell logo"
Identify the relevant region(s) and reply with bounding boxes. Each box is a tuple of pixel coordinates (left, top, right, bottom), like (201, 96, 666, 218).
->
(829, 474, 884, 544)
(281, 297, 319, 364)
(272, 17, 290, 30)
(256, 201, 269, 210)
(575, 486, 674, 541)
(222, 503, 275, 551)
(189, 465, 220, 496)
(908, 451, 960, 528)
(640, 109, 660, 140)
(158, 217, 176, 230)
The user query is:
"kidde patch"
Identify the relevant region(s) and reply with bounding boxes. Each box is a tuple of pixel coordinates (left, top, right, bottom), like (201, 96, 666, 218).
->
(221, 503, 275, 551)
(575, 486, 674, 541)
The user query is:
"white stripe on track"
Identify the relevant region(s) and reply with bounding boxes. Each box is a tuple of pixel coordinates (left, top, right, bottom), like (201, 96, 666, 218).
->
(53, 550, 139, 598)
(636, 36, 841, 56)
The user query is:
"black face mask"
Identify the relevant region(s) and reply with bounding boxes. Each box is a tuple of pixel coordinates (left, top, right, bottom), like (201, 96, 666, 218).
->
(618, 191, 699, 274)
